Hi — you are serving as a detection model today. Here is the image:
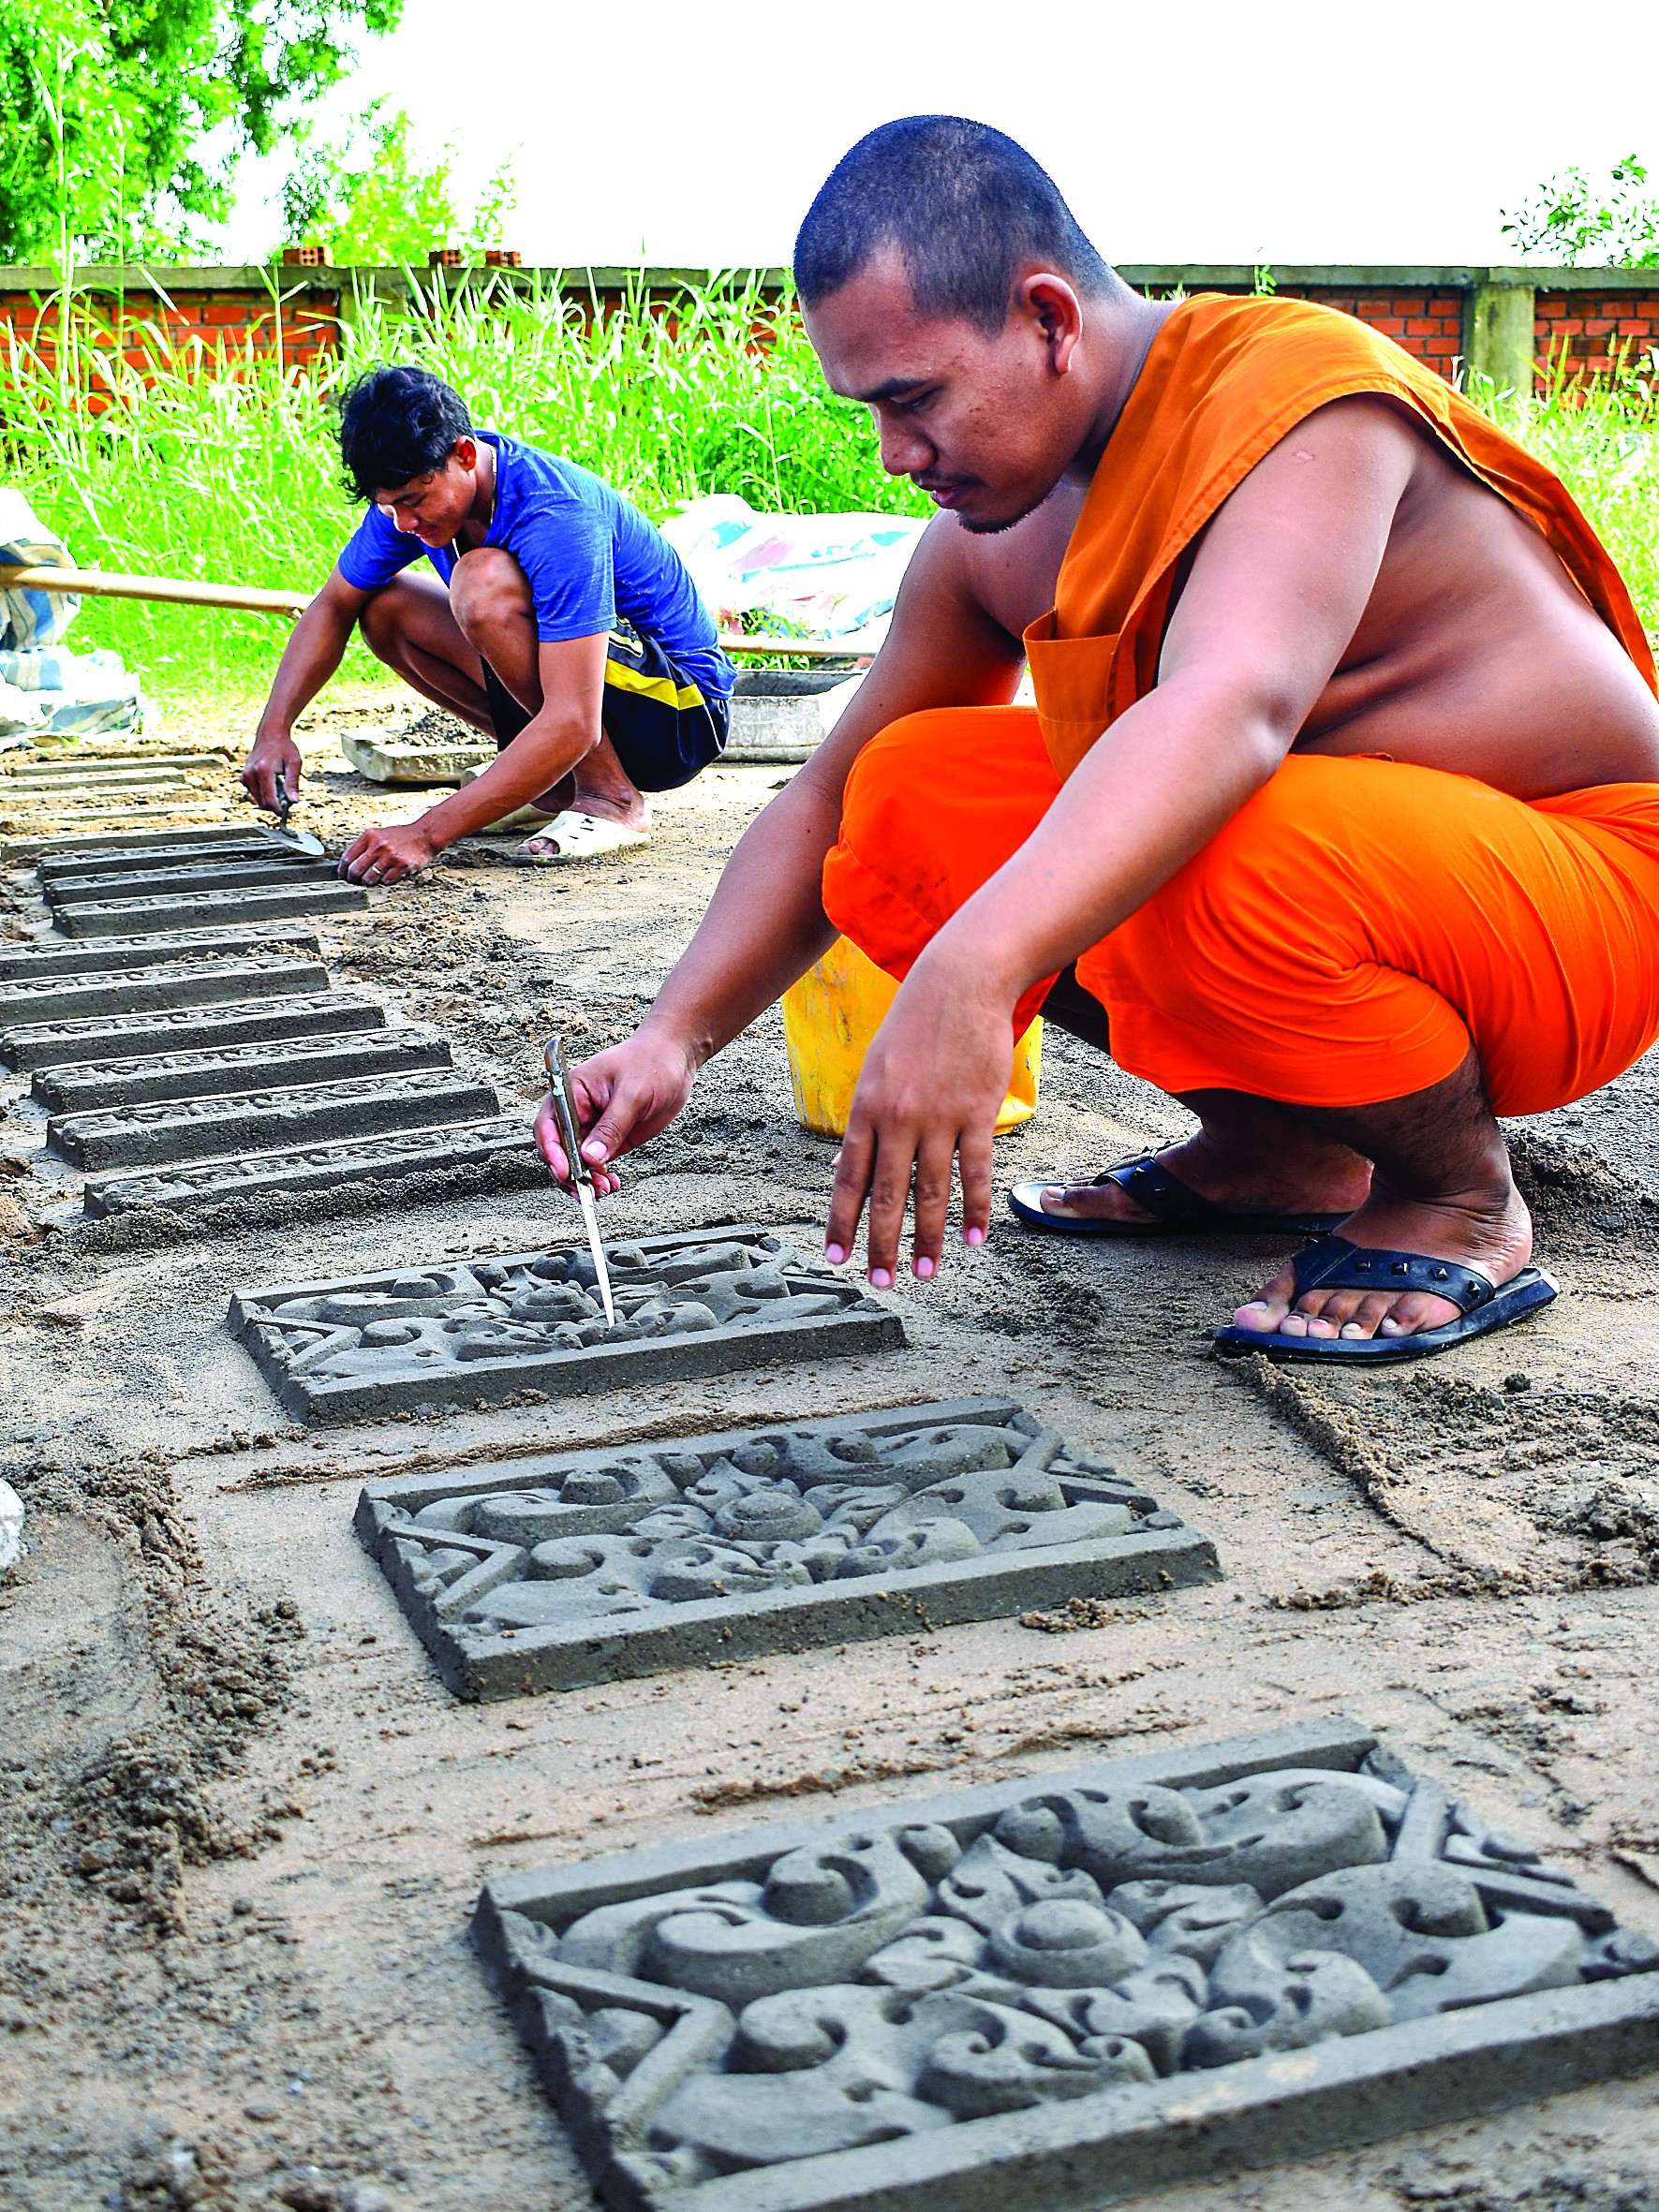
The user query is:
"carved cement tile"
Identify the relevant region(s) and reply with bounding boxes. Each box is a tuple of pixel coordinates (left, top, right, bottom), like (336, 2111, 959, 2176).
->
(355, 1396, 1218, 1695)
(56, 881, 368, 937)
(48, 1064, 499, 1168)
(44, 858, 339, 907)
(475, 1719, 1659, 2212)
(2, 988, 379, 1071)
(0, 958, 329, 1040)
(0, 925, 321, 981)
(230, 1226, 906, 1423)
(33, 838, 287, 881)
(33, 1026, 451, 1113)
(86, 1113, 538, 1219)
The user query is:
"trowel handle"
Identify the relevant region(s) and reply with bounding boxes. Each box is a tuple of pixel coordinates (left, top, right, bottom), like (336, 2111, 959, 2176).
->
(274, 767, 292, 827)
(543, 1034, 590, 1187)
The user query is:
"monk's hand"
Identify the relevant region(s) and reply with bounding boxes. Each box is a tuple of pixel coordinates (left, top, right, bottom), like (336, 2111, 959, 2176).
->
(531, 1023, 701, 1196)
(339, 819, 439, 887)
(824, 956, 1013, 1286)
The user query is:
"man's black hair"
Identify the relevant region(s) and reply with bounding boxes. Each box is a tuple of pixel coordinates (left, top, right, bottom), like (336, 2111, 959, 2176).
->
(793, 116, 1116, 334)
(336, 364, 473, 501)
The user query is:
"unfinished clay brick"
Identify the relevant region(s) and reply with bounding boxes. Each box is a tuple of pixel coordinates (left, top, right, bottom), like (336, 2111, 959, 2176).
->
(55, 881, 368, 936)
(0, 958, 329, 1040)
(473, 1719, 1659, 2212)
(3, 988, 379, 1071)
(230, 1225, 907, 1423)
(34, 1026, 452, 1113)
(355, 1397, 1219, 1696)
(50, 1065, 499, 1170)
(86, 1113, 538, 1218)
(0, 927, 321, 981)
(46, 859, 341, 907)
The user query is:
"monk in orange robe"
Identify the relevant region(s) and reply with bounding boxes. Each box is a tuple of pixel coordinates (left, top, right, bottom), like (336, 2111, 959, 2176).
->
(537, 117, 1659, 1364)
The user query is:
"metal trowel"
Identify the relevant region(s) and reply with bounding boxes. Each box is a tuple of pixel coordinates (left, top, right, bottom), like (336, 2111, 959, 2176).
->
(543, 1033, 615, 1326)
(259, 768, 327, 859)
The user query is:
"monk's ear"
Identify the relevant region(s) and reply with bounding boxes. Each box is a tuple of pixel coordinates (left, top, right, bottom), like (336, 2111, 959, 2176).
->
(1018, 273, 1085, 375)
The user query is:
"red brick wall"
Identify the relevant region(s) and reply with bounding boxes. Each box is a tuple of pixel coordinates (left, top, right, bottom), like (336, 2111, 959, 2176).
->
(1125, 282, 1466, 381)
(1533, 288, 1659, 381)
(0, 284, 341, 391)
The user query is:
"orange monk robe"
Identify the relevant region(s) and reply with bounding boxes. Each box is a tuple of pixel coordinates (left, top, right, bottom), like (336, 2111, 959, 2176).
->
(822, 295, 1659, 1115)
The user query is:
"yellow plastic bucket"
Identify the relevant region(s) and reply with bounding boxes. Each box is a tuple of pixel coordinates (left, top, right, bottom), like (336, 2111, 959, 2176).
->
(781, 935, 1043, 1140)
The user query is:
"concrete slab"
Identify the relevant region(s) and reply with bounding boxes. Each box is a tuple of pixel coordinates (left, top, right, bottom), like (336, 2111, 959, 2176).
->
(34, 838, 297, 881)
(45, 859, 340, 906)
(84, 1110, 539, 1217)
(0, 926, 321, 981)
(1, 988, 382, 1070)
(355, 1396, 1221, 1698)
(472, 1718, 1659, 2212)
(0, 955, 329, 1036)
(54, 880, 369, 936)
(1, 772, 187, 799)
(32, 1025, 451, 1112)
(0, 821, 253, 863)
(49, 1065, 499, 1169)
(339, 729, 495, 785)
(4, 753, 225, 779)
(230, 1226, 907, 1424)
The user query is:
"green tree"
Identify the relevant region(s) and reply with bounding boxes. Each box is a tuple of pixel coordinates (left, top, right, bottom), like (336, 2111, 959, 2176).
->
(0, 0, 403, 262)
(279, 100, 516, 264)
(1501, 155, 1659, 267)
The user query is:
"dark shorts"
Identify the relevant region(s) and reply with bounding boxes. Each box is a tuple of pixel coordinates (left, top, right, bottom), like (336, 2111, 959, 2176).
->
(481, 626, 730, 793)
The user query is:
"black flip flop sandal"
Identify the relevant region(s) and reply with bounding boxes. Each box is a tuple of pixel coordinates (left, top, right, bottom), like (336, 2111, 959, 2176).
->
(1008, 1151, 1351, 1240)
(1211, 1234, 1559, 1364)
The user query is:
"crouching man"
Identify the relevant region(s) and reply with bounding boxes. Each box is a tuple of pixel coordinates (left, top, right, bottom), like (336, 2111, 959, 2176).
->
(241, 365, 733, 877)
(536, 116, 1659, 1366)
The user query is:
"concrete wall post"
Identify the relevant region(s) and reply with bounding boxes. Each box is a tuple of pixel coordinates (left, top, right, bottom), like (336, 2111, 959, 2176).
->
(1463, 278, 1536, 396)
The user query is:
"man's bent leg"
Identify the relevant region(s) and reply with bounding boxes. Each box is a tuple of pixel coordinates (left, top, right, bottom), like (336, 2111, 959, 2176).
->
(358, 572, 495, 730)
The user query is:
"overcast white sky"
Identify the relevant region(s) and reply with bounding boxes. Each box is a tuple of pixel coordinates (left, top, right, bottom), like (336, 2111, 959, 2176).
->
(221, 0, 1659, 269)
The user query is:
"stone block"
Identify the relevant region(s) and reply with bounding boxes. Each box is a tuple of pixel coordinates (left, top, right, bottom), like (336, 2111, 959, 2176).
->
(45, 858, 340, 907)
(54, 881, 368, 936)
(230, 1225, 906, 1424)
(50, 1065, 499, 1169)
(473, 1719, 1659, 2212)
(355, 1396, 1220, 1697)
(0, 957, 328, 1039)
(34, 1025, 451, 1112)
(340, 730, 495, 786)
(0, 927, 321, 981)
(1, 823, 254, 863)
(85, 1112, 538, 1218)
(3, 986, 376, 1071)
(35, 838, 291, 882)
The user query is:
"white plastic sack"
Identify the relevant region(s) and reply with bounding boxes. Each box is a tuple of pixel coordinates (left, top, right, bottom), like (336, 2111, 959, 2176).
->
(0, 490, 80, 651)
(662, 494, 927, 643)
(0, 1479, 22, 1578)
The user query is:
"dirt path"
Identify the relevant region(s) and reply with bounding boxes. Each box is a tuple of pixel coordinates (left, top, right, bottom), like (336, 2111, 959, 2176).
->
(4, 693, 1659, 2211)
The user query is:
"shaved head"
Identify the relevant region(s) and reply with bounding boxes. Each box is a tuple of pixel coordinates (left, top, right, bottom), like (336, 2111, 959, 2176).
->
(793, 115, 1119, 333)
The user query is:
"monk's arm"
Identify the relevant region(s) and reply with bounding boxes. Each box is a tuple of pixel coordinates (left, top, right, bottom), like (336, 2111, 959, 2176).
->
(919, 398, 1422, 1004)
(538, 519, 1025, 1180)
(830, 397, 1424, 1274)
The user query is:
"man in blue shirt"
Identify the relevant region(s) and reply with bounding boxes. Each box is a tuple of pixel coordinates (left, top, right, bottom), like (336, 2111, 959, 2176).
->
(240, 365, 733, 878)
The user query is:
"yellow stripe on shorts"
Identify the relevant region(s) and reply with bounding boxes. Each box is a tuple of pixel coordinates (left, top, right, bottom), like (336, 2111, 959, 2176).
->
(603, 657, 705, 712)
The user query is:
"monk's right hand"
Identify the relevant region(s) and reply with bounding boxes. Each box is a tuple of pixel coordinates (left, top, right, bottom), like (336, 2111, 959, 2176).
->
(241, 731, 302, 815)
(532, 1025, 700, 1195)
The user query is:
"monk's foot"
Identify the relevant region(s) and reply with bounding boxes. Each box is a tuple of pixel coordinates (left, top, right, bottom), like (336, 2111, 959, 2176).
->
(1038, 1128, 1372, 1226)
(1230, 1176, 1533, 1341)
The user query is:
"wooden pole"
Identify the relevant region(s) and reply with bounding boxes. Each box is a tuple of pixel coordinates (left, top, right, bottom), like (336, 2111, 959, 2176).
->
(0, 564, 878, 656)
(0, 563, 314, 616)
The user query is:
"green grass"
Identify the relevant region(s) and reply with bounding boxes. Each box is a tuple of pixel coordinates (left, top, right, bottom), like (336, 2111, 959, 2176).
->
(2, 274, 1656, 717)
(0, 269, 928, 711)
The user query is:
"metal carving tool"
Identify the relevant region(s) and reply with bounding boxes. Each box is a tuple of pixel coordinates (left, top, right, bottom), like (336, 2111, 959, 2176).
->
(543, 1033, 615, 1325)
(261, 767, 326, 859)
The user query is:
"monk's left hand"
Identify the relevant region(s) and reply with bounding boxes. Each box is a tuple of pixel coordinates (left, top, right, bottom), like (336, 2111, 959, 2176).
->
(823, 958, 1015, 1286)
(339, 819, 440, 886)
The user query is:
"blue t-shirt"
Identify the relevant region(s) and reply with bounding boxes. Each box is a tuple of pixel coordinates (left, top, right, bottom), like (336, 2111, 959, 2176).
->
(337, 430, 732, 702)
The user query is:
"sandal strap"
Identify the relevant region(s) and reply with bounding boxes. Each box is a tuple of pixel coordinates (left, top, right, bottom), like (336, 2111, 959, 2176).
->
(1090, 1152, 1222, 1225)
(1289, 1235, 1495, 1315)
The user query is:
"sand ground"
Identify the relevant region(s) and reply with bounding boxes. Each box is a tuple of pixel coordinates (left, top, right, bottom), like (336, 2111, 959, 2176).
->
(4, 693, 1659, 2212)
